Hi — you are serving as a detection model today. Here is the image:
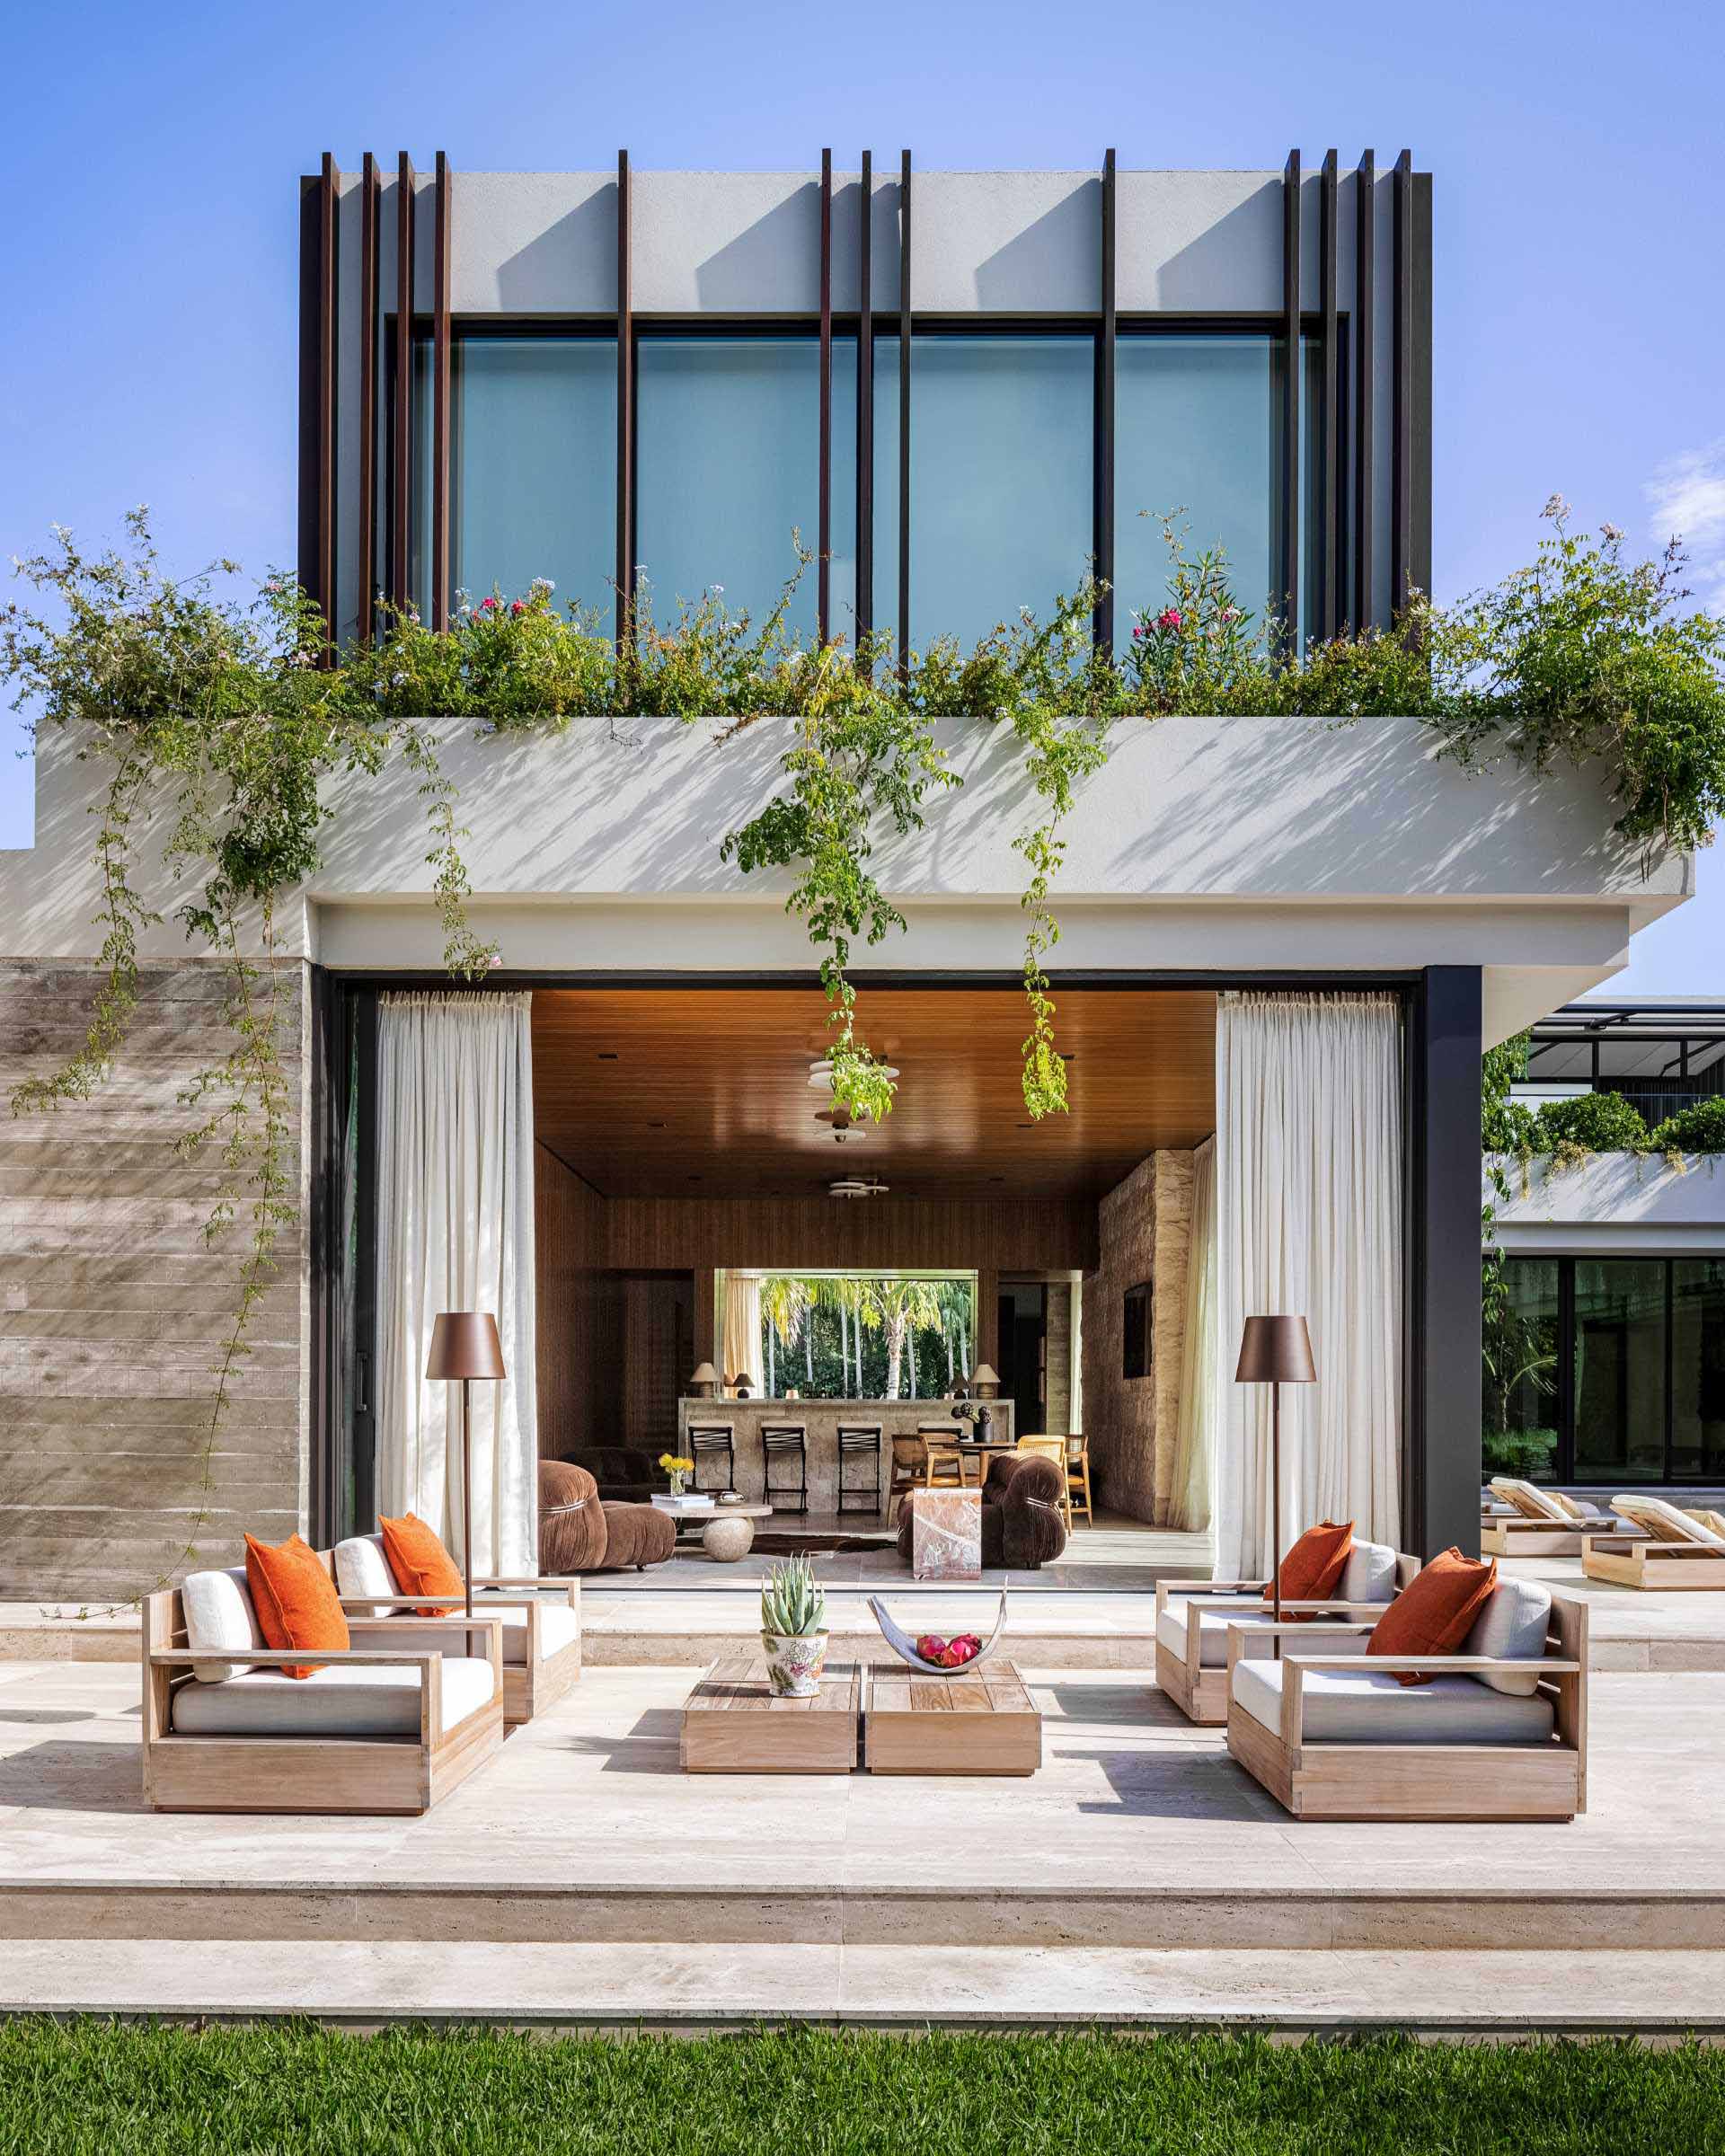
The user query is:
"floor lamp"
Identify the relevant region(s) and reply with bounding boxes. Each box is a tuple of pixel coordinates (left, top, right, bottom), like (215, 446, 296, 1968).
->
(426, 1312, 508, 1621)
(1234, 1315, 1317, 1635)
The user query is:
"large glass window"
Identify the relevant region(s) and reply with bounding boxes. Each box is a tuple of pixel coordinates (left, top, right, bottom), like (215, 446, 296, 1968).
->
(1573, 1259, 1668, 1482)
(413, 334, 617, 623)
(1482, 1256, 1560, 1481)
(636, 335, 855, 642)
(868, 333, 1092, 654)
(1672, 1259, 1725, 1478)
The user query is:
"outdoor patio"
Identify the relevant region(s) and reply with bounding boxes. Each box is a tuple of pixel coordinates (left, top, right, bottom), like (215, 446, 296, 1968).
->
(3, 1648, 1723, 2029)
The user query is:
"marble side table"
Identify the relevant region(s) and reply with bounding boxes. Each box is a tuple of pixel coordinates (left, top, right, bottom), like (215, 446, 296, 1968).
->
(909, 1489, 982, 1581)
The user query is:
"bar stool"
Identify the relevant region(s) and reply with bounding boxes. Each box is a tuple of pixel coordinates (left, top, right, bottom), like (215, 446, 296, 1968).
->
(761, 1423, 809, 1515)
(836, 1423, 885, 1515)
(687, 1424, 737, 1497)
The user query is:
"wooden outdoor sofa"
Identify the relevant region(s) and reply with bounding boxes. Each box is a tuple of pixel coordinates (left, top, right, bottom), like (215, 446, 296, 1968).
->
(1480, 1478, 1623, 1559)
(324, 1534, 582, 1727)
(1224, 1581, 1588, 1822)
(1154, 1540, 1421, 1725)
(142, 1570, 504, 1816)
(1582, 1495, 1725, 1590)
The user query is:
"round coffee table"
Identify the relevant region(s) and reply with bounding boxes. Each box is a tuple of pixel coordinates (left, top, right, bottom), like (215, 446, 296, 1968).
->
(701, 1503, 773, 1562)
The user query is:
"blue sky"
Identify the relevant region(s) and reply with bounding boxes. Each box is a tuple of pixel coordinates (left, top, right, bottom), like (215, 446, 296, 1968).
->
(3, 0, 1720, 994)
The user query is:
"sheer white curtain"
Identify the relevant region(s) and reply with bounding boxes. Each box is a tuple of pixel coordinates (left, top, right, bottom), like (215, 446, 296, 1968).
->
(1170, 1135, 1216, 1532)
(721, 1272, 763, 1392)
(1212, 992, 1402, 1577)
(375, 992, 537, 1575)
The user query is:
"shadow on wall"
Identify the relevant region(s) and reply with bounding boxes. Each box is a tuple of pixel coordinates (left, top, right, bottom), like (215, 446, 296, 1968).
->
(494, 186, 619, 314)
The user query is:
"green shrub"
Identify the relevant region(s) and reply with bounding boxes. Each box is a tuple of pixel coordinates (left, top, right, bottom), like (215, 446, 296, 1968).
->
(1650, 1096, 1725, 1153)
(1531, 1091, 1650, 1155)
(1482, 1426, 1559, 1480)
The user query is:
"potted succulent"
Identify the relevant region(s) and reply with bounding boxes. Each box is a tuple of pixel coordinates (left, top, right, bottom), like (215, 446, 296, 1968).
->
(759, 1554, 829, 1697)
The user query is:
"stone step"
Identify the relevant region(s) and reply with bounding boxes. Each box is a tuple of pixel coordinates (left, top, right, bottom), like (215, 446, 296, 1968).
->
(9, 1878, 1725, 1955)
(4, 1940, 1722, 2032)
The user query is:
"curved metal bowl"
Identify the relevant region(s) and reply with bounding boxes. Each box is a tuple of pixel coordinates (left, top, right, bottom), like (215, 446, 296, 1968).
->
(866, 1587, 1009, 1674)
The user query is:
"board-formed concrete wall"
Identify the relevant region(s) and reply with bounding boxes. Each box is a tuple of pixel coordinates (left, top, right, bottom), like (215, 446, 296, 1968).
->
(1083, 1152, 1193, 1525)
(0, 962, 309, 1604)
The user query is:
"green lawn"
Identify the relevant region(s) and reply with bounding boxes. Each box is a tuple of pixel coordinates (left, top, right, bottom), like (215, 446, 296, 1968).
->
(2, 2020, 1723, 2155)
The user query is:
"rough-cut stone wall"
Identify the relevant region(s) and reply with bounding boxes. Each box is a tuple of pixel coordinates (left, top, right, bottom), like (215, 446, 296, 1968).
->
(1083, 1152, 1194, 1525)
(0, 961, 309, 1603)
(1045, 1282, 1072, 1435)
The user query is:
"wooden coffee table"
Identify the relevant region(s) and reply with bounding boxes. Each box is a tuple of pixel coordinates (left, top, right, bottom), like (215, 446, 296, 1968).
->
(864, 1659, 1041, 1776)
(679, 1653, 862, 1773)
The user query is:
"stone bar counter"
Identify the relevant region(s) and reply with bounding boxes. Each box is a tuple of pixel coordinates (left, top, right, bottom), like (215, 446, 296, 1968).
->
(674, 1398, 1017, 1514)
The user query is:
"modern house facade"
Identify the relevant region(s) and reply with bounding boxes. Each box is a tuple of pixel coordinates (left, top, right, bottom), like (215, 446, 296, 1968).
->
(1487, 1001, 1725, 1492)
(0, 155, 1695, 1605)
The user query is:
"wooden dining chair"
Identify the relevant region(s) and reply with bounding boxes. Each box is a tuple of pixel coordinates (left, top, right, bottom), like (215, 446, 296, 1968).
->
(923, 1439, 966, 1490)
(887, 1434, 929, 1518)
(1065, 1433, 1093, 1527)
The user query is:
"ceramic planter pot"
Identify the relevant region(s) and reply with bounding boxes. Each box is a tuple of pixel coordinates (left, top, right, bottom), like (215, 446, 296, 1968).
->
(761, 1629, 829, 1697)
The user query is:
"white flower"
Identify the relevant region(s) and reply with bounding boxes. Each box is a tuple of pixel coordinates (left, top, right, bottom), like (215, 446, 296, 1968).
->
(1601, 522, 1624, 542)
(487, 952, 503, 969)
(1542, 492, 1570, 522)
(389, 671, 407, 688)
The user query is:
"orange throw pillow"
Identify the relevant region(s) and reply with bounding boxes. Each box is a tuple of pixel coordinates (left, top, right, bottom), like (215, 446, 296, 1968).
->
(1367, 1547, 1498, 1686)
(243, 1532, 349, 1680)
(1263, 1520, 1354, 1615)
(379, 1512, 464, 1616)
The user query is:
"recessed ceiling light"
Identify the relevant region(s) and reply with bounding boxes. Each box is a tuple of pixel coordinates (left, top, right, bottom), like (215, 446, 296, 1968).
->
(598, 1052, 618, 1061)
(648, 1120, 666, 1130)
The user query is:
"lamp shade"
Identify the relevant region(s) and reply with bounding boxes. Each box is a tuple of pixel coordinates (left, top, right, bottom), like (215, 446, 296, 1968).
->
(1234, 1315, 1316, 1385)
(426, 1312, 507, 1383)
(690, 1362, 719, 1386)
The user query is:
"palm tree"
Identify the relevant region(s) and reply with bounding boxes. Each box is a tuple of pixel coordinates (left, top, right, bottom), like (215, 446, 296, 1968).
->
(760, 1276, 813, 1395)
(933, 1277, 974, 1389)
(822, 1277, 882, 1394)
(873, 1278, 944, 1399)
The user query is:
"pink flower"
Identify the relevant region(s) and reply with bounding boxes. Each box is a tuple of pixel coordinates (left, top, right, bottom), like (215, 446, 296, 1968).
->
(1156, 607, 1183, 633)
(510, 599, 526, 615)
(1219, 606, 1240, 623)
(1131, 624, 1144, 639)
(480, 596, 498, 610)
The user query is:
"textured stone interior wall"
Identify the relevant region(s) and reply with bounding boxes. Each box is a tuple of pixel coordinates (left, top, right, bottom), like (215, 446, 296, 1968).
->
(0, 961, 309, 1602)
(1083, 1152, 1194, 1525)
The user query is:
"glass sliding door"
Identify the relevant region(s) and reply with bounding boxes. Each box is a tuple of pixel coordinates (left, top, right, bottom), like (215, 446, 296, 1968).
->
(1572, 1259, 1668, 1482)
(1482, 1255, 1560, 1481)
(1671, 1258, 1725, 1478)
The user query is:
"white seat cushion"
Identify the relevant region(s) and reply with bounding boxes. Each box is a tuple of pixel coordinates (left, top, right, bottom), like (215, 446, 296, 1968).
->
(349, 1596, 578, 1668)
(1157, 1596, 1372, 1670)
(1338, 1539, 1398, 1604)
(172, 1655, 495, 1738)
(1232, 1660, 1555, 1745)
(1491, 1477, 1569, 1524)
(1464, 1577, 1552, 1696)
(181, 1566, 264, 1683)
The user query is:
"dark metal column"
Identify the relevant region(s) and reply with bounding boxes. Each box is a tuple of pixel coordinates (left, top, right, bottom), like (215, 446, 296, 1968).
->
(1318, 148, 1339, 641)
(1352, 148, 1376, 632)
(818, 148, 833, 643)
(1280, 149, 1301, 650)
(356, 152, 380, 642)
(1403, 966, 1484, 1560)
(897, 149, 912, 680)
(855, 150, 874, 653)
(390, 153, 417, 616)
(1391, 147, 1413, 615)
(429, 151, 453, 631)
(615, 148, 634, 649)
(305, 153, 341, 651)
(1093, 147, 1117, 652)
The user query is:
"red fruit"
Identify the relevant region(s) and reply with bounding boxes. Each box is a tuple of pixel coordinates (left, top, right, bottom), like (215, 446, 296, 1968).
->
(916, 1635, 947, 1660)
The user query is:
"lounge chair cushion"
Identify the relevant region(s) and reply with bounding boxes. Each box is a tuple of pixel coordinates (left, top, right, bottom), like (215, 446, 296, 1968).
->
(1158, 1597, 1373, 1670)
(1548, 1490, 1614, 1525)
(1463, 1577, 1552, 1696)
(1491, 1478, 1568, 1524)
(181, 1566, 265, 1684)
(1232, 1660, 1555, 1745)
(172, 1655, 496, 1739)
(348, 1598, 579, 1668)
(1613, 1494, 1725, 1546)
(1339, 1538, 1400, 1604)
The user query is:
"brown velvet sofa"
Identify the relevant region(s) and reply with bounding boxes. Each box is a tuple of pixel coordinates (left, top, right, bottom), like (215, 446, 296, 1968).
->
(894, 1452, 1069, 1570)
(556, 1446, 664, 1506)
(539, 1461, 677, 1573)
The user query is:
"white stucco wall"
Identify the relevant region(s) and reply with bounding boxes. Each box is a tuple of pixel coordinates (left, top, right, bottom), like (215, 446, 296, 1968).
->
(0, 712, 1689, 1046)
(1487, 1153, 1725, 1252)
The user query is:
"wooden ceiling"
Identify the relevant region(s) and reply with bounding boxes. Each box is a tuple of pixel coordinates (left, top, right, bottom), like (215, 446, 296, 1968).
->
(532, 987, 1216, 1202)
